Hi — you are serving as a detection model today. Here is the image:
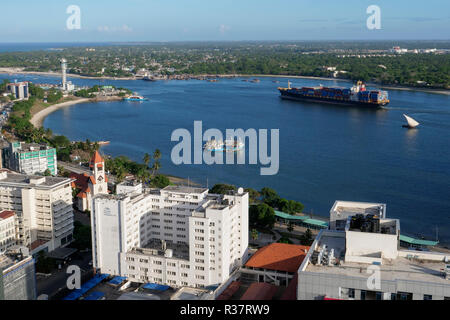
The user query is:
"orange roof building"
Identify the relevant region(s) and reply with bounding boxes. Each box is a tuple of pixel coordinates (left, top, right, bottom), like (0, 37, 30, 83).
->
(245, 243, 310, 273)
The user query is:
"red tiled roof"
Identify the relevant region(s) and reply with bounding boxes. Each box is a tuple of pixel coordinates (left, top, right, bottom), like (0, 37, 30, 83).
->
(70, 172, 93, 199)
(217, 281, 241, 300)
(280, 273, 298, 300)
(90, 151, 103, 166)
(0, 210, 15, 220)
(30, 239, 48, 250)
(245, 243, 310, 273)
(240, 282, 278, 300)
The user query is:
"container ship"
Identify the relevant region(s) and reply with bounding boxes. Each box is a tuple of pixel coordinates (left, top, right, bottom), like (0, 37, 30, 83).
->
(278, 81, 389, 108)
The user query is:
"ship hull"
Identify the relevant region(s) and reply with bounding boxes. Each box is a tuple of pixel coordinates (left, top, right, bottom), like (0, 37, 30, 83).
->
(279, 91, 388, 108)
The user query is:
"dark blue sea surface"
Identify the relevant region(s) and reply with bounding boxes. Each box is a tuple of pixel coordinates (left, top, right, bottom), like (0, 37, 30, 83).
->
(1, 73, 449, 244)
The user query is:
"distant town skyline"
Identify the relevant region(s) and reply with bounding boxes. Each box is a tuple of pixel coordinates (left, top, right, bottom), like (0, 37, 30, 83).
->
(0, 0, 449, 42)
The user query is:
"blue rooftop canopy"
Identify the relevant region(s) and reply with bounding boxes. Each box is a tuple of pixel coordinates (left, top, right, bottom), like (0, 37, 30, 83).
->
(62, 274, 109, 300)
(142, 283, 170, 291)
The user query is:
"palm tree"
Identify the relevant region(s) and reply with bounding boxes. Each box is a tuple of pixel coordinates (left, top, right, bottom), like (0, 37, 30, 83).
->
(151, 160, 161, 176)
(143, 153, 150, 168)
(153, 149, 161, 161)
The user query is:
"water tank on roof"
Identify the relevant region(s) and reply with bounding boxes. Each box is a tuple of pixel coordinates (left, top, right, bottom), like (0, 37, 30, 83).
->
(164, 249, 173, 258)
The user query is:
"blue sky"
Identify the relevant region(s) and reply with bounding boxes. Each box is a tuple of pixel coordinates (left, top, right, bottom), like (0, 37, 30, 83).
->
(0, 0, 449, 42)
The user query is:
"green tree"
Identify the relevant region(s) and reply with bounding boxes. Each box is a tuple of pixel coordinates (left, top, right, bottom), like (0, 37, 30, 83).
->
(71, 221, 92, 250)
(210, 184, 236, 195)
(143, 153, 150, 167)
(300, 229, 314, 246)
(150, 174, 171, 188)
(249, 203, 275, 229)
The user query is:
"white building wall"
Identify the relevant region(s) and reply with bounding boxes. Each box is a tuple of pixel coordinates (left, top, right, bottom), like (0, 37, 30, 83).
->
(345, 230, 398, 261)
(92, 187, 249, 289)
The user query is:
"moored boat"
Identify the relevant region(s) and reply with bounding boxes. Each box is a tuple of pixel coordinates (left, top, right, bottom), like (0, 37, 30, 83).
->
(124, 95, 148, 101)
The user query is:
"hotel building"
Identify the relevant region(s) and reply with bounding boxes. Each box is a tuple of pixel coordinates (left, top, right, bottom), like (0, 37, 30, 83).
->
(91, 185, 249, 289)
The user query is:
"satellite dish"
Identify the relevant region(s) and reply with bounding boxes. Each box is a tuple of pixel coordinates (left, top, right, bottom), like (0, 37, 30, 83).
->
(238, 187, 244, 194)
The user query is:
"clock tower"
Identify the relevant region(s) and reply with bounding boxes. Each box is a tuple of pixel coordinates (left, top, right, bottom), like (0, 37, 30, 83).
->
(89, 150, 108, 196)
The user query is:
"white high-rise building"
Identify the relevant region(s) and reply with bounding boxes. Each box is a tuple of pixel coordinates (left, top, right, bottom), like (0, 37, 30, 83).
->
(91, 185, 249, 289)
(0, 170, 74, 253)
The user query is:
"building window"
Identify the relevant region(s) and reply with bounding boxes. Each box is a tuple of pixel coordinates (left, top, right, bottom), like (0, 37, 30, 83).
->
(376, 292, 383, 300)
(360, 290, 366, 301)
(424, 294, 432, 300)
(348, 288, 355, 299)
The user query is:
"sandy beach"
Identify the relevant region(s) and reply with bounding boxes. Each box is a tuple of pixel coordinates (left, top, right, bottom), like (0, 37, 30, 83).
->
(30, 98, 91, 128)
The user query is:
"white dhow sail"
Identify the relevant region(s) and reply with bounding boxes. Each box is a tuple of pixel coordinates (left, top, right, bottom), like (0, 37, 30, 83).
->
(403, 114, 420, 128)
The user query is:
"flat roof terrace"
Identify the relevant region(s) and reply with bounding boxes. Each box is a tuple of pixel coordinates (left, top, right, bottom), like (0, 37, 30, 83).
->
(0, 172, 72, 188)
(163, 185, 208, 194)
(131, 240, 190, 260)
(305, 233, 449, 285)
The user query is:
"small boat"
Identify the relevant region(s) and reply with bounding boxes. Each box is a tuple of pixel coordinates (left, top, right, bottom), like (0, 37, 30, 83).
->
(250, 79, 260, 83)
(143, 76, 156, 82)
(403, 114, 420, 128)
(124, 95, 148, 101)
(204, 139, 244, 152)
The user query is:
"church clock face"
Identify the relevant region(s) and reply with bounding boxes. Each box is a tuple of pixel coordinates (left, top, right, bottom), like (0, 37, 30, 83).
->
(98, 175, 104, 182)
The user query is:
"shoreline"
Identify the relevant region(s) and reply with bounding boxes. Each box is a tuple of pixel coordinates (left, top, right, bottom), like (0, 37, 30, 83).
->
(30, 96, 123, 128)
(1, 67, 449, 95)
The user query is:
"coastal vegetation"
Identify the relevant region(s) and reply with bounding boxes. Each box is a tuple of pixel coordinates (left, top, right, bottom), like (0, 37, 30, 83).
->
(1, 83, 173, 188)
(0, 41, 449, 89)
(209, 183, 304, 229)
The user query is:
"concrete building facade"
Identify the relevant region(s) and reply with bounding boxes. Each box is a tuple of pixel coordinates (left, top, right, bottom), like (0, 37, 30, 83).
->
(0, 170, 74, 253)
(0, 211, 16, 253)
(2, 142, 57, 176)
(91, 186, 249, 289)
(6, 81, 29, 100)
(297, 201, 450, 300)
(0, 247, 36, 300)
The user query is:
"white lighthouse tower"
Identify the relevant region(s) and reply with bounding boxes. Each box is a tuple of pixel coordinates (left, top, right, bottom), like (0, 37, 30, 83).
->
(61, 58, 67, 91)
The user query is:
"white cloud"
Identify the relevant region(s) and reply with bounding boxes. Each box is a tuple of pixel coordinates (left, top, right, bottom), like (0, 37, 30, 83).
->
(97, 25, 133, 33)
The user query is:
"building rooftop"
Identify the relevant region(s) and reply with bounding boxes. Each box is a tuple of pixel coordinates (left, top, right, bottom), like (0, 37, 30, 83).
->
(130, 239, 190, 261)
(163, 185, 208, 194)
(245, 243, 310, 273)
(0, 210, 15, 220)
(304, 231, 449, 285)
(0, 171, 72, 188)
(12, 142, 54, 152)
(0, 248, 31, 272)
(117, 179, 141, 187)
(331, 200, 386, 218)
(240, 282, 278, 300)
(171, 287, 214, 300)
